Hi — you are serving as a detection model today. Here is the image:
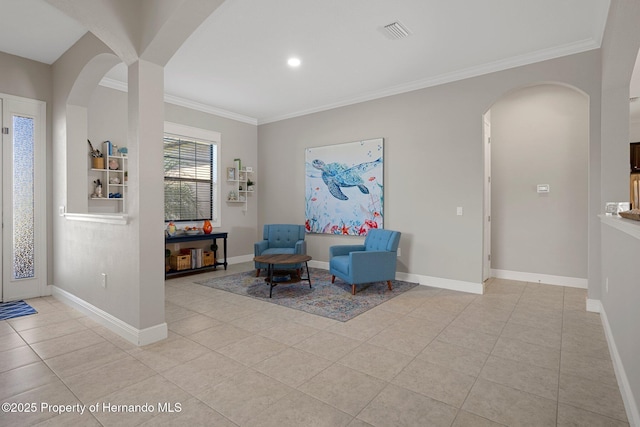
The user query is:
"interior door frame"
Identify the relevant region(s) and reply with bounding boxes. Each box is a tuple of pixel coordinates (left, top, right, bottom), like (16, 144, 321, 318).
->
(1, 94, 47, 302)
(483, 112, 492, 282)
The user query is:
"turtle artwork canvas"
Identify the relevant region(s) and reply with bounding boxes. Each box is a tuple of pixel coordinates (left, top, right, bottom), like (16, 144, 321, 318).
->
(305, 138, 383, 235)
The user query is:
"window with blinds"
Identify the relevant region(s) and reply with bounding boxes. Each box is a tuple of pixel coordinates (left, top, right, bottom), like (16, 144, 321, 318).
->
(164, 134, 217, 221)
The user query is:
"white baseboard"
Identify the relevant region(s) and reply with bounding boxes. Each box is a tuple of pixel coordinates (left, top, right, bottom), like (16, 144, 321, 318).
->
(227, 254, 255, 264)
(397, 272, 484, 294)
(308, 260, 484, 294)
(599, 303, 639, 427)
(586, 298, 602, 313)
(51, 286, 167, 346)
(491, 269, 587, 288)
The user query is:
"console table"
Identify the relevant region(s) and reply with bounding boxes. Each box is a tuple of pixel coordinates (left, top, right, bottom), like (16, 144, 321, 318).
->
(165, 232, 228, 277)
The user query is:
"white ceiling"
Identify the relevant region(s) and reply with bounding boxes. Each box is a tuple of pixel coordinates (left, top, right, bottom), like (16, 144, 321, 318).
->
(1, 0, 615, 124)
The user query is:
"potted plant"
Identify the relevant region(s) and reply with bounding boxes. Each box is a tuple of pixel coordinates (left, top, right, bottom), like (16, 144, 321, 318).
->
(247, 179, 255, 192)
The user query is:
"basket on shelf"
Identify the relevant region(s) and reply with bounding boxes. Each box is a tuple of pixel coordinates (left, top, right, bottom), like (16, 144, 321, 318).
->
(170, 254, 191, 271)
(619, 210, 640, 221)
(203, 251, 215, 267)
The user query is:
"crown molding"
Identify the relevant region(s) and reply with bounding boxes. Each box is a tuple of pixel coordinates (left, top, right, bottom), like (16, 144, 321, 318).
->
(258, 38, 600, 125)
(99, 77, 258, 125)
(101, 38, 599, 127)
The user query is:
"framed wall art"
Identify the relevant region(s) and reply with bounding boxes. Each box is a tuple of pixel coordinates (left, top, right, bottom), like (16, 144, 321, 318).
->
(227, 167, 235, 181)
(305, 138, 383, 235)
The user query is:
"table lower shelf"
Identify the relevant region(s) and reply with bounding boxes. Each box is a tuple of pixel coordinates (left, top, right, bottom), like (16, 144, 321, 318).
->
(264, 267, 312, 298)
(165, 261, 227, 278)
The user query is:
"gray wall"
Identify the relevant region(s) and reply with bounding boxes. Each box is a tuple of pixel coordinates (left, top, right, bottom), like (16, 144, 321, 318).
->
(0, 52, 54, 285)
(87, 85, 259, 258)
(258, 51, 601, 286)
(599, 0, 640, 420)
(491, 84, 589, 279)
(601, 224, 640, 420)
(165, 103, 258, 257)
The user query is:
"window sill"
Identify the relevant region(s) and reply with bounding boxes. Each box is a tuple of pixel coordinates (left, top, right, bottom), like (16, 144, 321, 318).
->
(599, 214, 640, 241)
(64, 213, 128, 225)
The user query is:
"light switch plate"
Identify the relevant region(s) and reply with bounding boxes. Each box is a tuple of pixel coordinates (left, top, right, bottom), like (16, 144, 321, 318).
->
(537, 184, 550, 193)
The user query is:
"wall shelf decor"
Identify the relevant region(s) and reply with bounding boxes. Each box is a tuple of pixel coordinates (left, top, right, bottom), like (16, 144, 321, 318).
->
(227, 164, 253, 212)
(89, 153, 128, 213)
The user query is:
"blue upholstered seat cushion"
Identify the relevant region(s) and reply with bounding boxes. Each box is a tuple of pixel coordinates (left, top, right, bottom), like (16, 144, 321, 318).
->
(255, 224, 307, 271)
(329, 255, 350, 275)
(262, 247, 296, 256)
(328, 229, 401, 289)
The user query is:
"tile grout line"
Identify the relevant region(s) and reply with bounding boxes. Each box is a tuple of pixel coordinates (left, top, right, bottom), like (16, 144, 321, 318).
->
(4, 315, 105, 426)
(451, 278, 525, 425)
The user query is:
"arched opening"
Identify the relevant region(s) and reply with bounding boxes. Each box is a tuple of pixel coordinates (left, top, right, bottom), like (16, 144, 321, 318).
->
(65, 52, 122, 214)
(485, 83, 589, 286)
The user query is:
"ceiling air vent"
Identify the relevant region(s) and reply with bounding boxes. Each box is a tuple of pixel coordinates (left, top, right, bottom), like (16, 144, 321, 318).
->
(383, 21, 411, 40)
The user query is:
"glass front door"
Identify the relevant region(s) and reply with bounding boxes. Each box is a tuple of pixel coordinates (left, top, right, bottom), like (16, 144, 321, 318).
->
(1, 96, 46, 302)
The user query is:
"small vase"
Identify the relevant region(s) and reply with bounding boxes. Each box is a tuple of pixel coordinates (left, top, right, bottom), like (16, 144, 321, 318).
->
(203, 219, 212, 234)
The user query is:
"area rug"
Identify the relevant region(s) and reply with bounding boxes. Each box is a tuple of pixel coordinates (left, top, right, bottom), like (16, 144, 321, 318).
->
(0, 300, 37, 321)
(195, 268, 418, 322)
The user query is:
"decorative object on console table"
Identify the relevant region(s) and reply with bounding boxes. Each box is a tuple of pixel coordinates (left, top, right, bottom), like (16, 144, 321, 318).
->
(203, 219, 213, 234)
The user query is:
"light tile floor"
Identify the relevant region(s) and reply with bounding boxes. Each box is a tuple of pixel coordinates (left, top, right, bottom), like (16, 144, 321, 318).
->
(0, 262, 629, 426)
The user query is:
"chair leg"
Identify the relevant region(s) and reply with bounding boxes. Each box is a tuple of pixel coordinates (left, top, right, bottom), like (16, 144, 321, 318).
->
(331, 275, 336, 283)
(352, 284, 356, 295)
(256, 269, 261, 277)
(387, 280, 393, 291)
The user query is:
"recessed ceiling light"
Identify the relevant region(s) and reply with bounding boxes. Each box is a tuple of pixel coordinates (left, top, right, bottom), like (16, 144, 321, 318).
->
(287, 57, 301, 67)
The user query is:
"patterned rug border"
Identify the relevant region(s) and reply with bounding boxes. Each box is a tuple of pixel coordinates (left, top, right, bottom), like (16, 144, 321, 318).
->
(194, 268, 419, 322)
(0, 300, 38, 321)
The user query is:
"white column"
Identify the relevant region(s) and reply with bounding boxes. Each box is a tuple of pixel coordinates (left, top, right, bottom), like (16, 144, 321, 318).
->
(128, 59, 166, 334)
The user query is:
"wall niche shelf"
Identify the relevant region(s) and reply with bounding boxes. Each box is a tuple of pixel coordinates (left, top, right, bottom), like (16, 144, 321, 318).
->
(89, 154, 128, 213)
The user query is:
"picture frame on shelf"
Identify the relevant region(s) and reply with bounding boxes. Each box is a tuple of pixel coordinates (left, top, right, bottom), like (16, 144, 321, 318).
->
(227, 167, 236, 180)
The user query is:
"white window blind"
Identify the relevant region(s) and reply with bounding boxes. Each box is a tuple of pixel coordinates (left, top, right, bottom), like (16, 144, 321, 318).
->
(164, 134, 217, 222)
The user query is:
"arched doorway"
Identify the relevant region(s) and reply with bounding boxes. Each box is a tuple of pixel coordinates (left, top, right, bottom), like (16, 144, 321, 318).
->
(485, 84, 589, 287)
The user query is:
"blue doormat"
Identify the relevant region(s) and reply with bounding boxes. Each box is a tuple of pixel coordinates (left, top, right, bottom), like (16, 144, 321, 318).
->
(0, 300, 37, 321)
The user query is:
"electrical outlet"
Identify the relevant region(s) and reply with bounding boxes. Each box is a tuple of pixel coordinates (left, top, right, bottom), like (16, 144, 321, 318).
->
(101, 273, 107, 288)
(457, 207, 463, 216)
(606, 277, 609, 293)
(397, 248, 401, 257)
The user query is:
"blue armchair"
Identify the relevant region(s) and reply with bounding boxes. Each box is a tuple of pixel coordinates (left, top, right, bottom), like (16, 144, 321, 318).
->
(254, 224, 307, 276)
(329, 229, 401, 295)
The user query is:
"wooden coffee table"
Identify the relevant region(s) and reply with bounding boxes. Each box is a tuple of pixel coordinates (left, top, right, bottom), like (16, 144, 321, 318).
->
(253, 254, 312, 298)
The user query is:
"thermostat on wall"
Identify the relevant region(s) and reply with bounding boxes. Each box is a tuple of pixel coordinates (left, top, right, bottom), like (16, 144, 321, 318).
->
(537, 184, 550, 193)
